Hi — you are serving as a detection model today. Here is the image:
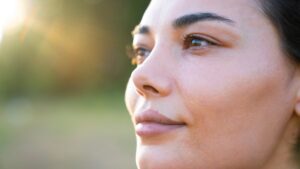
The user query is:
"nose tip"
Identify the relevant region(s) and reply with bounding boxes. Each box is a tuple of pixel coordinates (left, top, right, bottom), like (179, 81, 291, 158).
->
(131, 64, 172, 98)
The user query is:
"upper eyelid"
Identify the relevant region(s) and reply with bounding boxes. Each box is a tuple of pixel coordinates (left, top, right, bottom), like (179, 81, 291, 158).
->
(183, 27, 240, 45)
(132, 47, 150, 54)
(132, 27, 234, 50)
(133, 35, 152, 46)
(133, 33, 221, 44)
(182, 34, 221, 44)
(131, 43, 152, 57)
(131, 36, 219, 55)
(132, 43, 151, 51)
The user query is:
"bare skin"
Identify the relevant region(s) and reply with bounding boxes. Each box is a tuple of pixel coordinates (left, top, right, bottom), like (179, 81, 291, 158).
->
(125, 0, 300, 168)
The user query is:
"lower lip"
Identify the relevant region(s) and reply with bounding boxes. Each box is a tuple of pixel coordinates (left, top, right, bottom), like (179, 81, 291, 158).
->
(135, 122, 184, 137)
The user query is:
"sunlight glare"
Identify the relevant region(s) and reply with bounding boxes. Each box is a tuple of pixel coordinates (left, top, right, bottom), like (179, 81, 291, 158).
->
(0, 28, 3, 42)
(0, 0, 25, 42)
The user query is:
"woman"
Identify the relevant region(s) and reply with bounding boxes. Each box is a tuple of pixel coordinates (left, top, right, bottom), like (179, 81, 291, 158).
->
(125, 0, 300, 168)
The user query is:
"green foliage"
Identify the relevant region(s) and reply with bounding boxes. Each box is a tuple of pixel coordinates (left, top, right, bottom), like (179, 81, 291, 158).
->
(0, 0, 149, 99)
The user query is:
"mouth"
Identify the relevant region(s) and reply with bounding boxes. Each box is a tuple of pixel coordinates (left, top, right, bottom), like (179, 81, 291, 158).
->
(134, 109, 186, 137)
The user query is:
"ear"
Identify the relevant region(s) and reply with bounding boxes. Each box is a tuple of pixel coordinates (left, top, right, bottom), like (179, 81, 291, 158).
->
(295, 89, 300, 117)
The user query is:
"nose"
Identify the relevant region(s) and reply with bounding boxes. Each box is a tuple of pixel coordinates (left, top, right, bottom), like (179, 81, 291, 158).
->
(131, 55, 172, 98)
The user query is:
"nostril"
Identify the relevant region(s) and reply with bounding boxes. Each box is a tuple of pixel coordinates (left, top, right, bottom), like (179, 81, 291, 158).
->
(143, 85, 159, 94)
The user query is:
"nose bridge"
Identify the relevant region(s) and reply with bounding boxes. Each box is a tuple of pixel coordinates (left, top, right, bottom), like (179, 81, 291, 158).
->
(131, 44, 173, 97)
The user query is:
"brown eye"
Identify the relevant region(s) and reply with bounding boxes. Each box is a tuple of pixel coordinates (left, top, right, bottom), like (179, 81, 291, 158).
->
(183, 35, 217, 50)
(132, 47, 151, 65)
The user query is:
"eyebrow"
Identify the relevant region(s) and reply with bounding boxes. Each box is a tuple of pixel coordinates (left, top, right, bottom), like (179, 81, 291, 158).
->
(132, 25, 150, 36)
(173, 12, 234, 28)
(131, 12, 235, 36)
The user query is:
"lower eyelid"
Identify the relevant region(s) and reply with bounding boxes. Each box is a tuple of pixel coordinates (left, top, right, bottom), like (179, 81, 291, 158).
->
(189, 45, 213, 51)
(184, 45, 220, 56)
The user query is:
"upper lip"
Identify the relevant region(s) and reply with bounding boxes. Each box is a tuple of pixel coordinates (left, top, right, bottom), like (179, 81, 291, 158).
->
(135, 109, 186, 125)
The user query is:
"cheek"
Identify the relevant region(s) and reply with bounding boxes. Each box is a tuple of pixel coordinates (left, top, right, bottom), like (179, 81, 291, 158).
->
(125, 78, 138, 115)
(178, 48, 293, 126)
(176, 54, 294, 167)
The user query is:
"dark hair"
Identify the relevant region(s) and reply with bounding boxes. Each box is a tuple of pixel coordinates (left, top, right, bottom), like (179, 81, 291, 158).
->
(259, 0, 300, 63)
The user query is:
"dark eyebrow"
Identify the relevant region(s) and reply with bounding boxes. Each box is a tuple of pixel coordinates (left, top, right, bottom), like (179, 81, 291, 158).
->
(131, 13, 234, 36)
(173, 12, 234, 28)
(131, 25, 150, 36)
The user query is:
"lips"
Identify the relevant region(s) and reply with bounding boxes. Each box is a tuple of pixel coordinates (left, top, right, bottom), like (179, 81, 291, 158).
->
(134, 109, 185, 137)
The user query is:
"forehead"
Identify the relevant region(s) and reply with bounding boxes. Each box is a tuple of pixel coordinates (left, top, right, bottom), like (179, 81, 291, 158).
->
(140, 0, 263, 29)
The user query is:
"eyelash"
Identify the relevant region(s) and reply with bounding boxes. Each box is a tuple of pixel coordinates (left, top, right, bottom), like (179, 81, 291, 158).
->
(182, 34, 218, 50)
(129, 34, 219, 65)
(127, 46, 151, 65)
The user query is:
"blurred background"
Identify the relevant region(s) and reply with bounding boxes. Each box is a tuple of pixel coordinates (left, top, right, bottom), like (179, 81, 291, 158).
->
(0, 0, 149, 168)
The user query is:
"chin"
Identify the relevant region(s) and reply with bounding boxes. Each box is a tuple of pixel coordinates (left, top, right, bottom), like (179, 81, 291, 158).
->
(136, 145, 196, 169)
(135, 144, 260, 169)
(137, 154, 181, 169)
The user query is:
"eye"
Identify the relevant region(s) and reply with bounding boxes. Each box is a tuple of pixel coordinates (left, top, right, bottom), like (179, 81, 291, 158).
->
(131, 47, 151, 65)
(183, 34, 218, 50)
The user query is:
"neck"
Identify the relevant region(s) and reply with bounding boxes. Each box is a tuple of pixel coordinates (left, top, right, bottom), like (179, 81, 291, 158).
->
(262, 115, 300, 169)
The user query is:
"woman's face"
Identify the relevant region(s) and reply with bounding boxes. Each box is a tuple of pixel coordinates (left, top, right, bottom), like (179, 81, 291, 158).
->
(125, 0, 299, 168)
